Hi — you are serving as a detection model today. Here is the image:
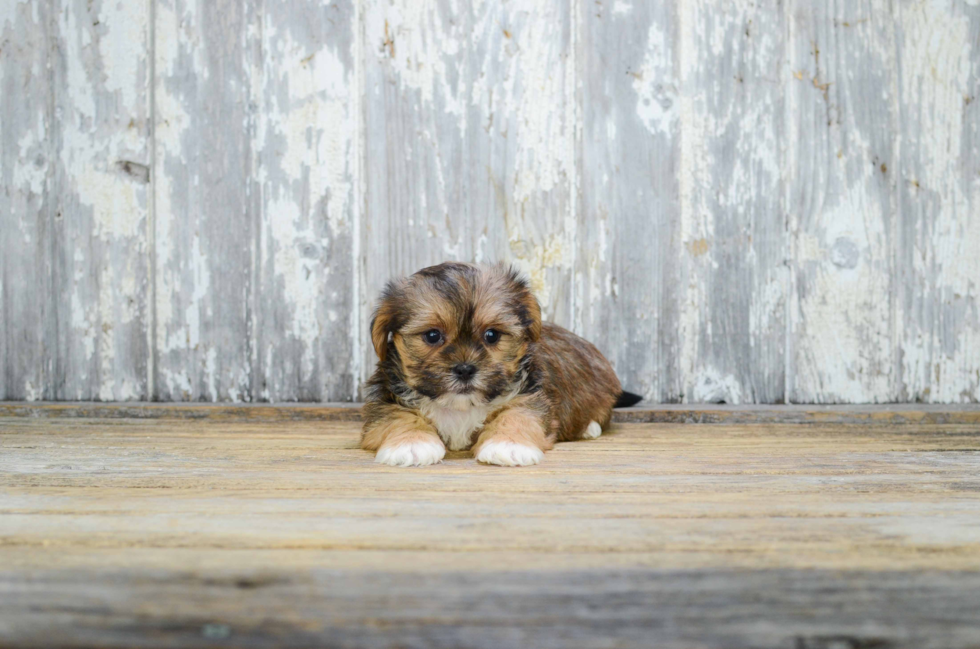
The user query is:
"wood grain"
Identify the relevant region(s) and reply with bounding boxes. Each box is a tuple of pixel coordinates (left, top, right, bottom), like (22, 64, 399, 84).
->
(3, 568, 980, 649)
(2, 1, 980, 404)
(50, 0, 152, 401)
(577, 0, 681, 402)
(1, 414, 980, 647)
(0, 2, 51, 401)
(676, 0, 788, 405)
(895, 1, 980, 403)
(360, 0, 575, 389)
(3, 401, 980, 425)
(153, 0, 256, 401)
(788, 1, 900, 403)
(253, 0, 356, 402)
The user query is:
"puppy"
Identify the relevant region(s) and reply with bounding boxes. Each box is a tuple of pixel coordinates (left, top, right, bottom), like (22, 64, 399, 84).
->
(361, 262, 642, 467)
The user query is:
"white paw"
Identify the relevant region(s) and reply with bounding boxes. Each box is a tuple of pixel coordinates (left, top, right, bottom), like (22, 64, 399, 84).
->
(582, 421, 602, 439)
(476, 441, 544, 467)
(376, 440, 445, 467)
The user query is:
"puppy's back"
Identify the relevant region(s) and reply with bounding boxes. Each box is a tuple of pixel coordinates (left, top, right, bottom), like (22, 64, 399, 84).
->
(534, 322, 622, 441)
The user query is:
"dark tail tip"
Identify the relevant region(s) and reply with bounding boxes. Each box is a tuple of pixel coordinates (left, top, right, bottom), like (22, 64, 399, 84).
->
(614, 391, 643, 408)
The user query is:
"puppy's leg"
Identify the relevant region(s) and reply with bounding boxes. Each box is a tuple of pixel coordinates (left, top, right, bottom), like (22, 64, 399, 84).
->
(362, 405, 445, 467)
(582, 420, 603, 439)
(473, 403, 554, 467)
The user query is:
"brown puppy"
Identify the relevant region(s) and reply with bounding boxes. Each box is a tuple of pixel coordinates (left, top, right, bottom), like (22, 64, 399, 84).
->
(362, 262, 642, 467)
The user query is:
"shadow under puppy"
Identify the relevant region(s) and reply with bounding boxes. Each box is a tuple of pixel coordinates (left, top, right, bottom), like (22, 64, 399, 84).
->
(362, 262, 642, 467)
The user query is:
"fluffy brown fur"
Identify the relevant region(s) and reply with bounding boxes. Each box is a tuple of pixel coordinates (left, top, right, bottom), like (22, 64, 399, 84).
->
(362, 262, 634, 467)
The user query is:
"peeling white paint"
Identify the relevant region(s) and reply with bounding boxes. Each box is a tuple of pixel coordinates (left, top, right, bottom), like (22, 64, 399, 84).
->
(612, 2, 633, 16)
(0, 0, 30, 30)
(12, 129, 46, 196)
(256, 5, 356, 399)
(692, 370, 743, 404)
(4, 0, 979, 404)
(47, 0, 151, 400)
(796, 186, 893, 402)
(788, 0, 901, 403)
(633, 21, 677, 136)
(510, 2, 573, 201)
(367, 0, 464, 118)
(897, 0, 978, 402)
(96, 0, 147, 112)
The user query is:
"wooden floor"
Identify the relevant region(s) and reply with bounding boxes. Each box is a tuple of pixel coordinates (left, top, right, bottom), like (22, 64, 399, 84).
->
(2, 405, 980, 648)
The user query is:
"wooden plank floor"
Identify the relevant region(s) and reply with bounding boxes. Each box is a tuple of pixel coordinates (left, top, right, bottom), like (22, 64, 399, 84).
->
(2, 406, 980, 648)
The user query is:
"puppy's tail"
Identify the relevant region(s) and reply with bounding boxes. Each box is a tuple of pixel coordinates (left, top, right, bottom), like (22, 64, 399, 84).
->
(614, 390, 644, 408)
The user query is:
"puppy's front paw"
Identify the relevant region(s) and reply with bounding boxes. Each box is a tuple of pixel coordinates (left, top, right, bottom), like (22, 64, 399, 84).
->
(476, 441, 544, 467)
(376, 439, 445, 467)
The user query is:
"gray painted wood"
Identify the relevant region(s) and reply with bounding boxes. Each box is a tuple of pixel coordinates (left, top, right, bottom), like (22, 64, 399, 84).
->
(578, 0, 682, 402)
(1, 0, 978, 404)
(0, 2, 50, 401)
(894, 1, 980, 403)
(788, 0, 901, 403)
(360, 0, 575, 391)
(676, 0, 788, 404)
(153, 0, 256, 401)
(253, 0, 356, 401)
(49, 0, 152, 400)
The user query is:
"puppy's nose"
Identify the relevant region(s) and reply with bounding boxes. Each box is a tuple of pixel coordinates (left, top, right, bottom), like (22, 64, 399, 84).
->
(452, 363, 477, 382)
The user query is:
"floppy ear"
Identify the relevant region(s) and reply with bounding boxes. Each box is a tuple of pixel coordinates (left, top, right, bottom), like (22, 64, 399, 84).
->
(370, 280, 406, 361)
(504, 264, 541, 342)
(522, 290, 542, 342)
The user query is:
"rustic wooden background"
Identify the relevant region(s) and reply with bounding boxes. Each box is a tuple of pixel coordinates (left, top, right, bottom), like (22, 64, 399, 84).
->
(1, 0, 978, 404)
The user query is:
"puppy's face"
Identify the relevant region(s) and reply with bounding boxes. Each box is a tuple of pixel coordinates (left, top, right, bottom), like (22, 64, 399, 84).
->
(371, 263, 541, 407)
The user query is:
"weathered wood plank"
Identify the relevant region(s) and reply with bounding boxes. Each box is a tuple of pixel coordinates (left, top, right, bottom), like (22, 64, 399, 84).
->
(4, 0, 980, 407)
(360, 0, 575, 388)
(2, 417, 980, 647)
(0, 2, 51, 400)
(2, 418, 979, 569)
(153, 0, 255, 401)
(675, 0, 787, 404)
(3, 401, 980, 425)
(577, 0, 681, 402)
(895, 1, 980, 403)
(253, 0, 356, 402)
(787, 1, 900, 403)
(2, 569, 980, 649)
(47, 0, 152, 400)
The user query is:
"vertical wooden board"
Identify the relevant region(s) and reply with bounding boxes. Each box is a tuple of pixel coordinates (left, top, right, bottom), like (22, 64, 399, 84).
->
(360, 0, 575, 387)
(253, 0, 356, 402)
(154, 0, 254, 401)
(675, 0, 787, 403)
(46, 0, 151, 400)
(577, 1, 681, 401)
(895, 1, 980, 403)
(0, 3, 50, 400)
(787, 1, 900, 403)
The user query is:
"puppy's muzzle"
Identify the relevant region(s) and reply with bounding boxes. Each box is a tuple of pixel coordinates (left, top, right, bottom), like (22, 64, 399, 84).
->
(451, 363, 477, 382)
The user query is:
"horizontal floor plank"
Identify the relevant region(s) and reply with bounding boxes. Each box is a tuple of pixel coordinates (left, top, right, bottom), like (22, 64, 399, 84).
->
(1, 414, 980, 647)
(3, 402, 980, 424)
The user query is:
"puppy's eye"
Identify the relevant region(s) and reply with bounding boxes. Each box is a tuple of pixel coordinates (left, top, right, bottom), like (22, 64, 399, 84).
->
(483, 329, 500, 345)
(423, 329, 443, 345)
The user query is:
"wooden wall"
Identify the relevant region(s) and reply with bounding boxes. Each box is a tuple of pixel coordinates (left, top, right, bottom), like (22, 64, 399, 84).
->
(1, 0, 978, 404)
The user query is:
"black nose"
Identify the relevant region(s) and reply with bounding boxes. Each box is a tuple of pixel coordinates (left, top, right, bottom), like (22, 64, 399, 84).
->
(452, 363, 477, 382)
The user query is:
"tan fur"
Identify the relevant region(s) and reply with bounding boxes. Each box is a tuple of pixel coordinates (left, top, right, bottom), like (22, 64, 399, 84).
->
(361, 403, 442, 452)
(473, 395, 555, 454)
(361, 262, 626, 465)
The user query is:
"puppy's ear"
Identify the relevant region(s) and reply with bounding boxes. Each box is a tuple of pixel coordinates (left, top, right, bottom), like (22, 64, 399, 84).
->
(522, 290, 542, 342)
(505, 264, 541, 342)
(370, 280, 407, 361)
